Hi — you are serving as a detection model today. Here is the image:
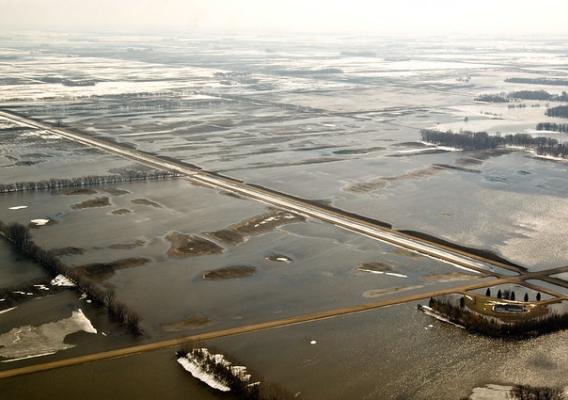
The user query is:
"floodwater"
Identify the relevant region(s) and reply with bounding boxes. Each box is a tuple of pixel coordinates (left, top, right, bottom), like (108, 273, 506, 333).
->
(1, 32, 568, 398)
(2, 302, 567, 400)
(0, 179, 483, 338)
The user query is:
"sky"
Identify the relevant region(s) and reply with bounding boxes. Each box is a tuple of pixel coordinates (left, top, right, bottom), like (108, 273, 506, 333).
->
(1, 0, 568, 36)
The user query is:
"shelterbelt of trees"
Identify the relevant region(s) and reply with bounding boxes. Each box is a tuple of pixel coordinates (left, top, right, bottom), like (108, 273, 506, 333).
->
(505, 77, 568, 86)
(0, 170, 178, 193)
(546, 105, 568, 118)
(475, 90, 568, 103)
(421, 129, 568, 159)
(0, 221, 143, 335)
(536, 123, 568, 133)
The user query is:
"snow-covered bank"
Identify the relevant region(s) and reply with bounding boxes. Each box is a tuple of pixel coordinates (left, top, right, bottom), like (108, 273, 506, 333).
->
(177, 348, 254, 392)
(177, 356, 231, 392)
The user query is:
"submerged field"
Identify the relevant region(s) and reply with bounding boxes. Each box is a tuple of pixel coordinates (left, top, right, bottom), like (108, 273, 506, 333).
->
(1, 32, 568, 398)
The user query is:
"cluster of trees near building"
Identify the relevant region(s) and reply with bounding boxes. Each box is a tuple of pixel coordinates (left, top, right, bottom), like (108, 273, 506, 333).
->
(546, 105, 568, 118)
(475, 90, 568, 103)
(428, 297, 568, 339)
(420, 129, 568, 159)
(0, 221, 143, 335)
(0, 170, 177, 193)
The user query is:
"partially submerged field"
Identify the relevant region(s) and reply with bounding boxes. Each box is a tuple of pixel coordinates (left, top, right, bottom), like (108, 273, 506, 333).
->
(3, 302, 568, 400)
(2, 37, 568, 273)
(1, 32, 568, 398)
(1, 177, 486, 341)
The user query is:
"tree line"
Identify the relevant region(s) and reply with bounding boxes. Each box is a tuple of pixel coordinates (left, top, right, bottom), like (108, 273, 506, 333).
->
(475, 90, 568, 103)
(428, 296, 568, 339)
(0, 171, 178, 193)
(0, 221, 143, 335)
(421, 129, 568, 159)
(545, 105, 568, 118)
(536, 123, 568, 133)
(505, 77, 568, 86)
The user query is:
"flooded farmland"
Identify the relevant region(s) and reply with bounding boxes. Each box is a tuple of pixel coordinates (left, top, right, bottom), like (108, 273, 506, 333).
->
(1, 30, 568, 399)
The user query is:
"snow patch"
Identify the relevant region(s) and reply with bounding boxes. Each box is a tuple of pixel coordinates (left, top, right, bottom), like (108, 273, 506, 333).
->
(50, 274, 76, 287)
(30, 218, 50, 226)
(0, 309, 97, 362)
(467, 384, 514, 400)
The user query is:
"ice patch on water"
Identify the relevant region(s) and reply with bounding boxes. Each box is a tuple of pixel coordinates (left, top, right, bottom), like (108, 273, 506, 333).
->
(0, 309, 97, 362)
(358, 268, 408, 278)
(385, 272, 408, 278)
(0, 307, 17, 315)
(21, 130, 61, 140)
(398, 143, 462, 154)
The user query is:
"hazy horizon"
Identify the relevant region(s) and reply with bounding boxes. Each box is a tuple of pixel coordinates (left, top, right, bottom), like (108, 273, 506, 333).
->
(2, 0, 568, 36)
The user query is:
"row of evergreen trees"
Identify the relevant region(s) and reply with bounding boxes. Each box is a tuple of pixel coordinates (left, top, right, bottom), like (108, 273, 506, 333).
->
(485, 288, 542, 302)
(536, 123, 568, 133)
(0, 221, 143, 335)
(420, 129, 568, 159)
(0, 171, 178, 193)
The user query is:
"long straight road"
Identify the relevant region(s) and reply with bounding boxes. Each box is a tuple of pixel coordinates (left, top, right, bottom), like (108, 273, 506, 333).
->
(0, 110, 521, 277)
